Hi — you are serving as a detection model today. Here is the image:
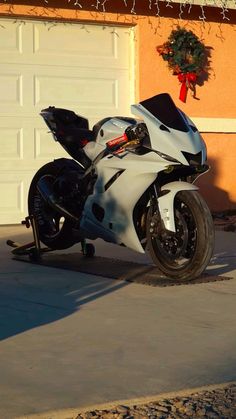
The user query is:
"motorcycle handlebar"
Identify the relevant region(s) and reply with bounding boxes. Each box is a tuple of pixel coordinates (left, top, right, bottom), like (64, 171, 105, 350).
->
(125, 123, 148, 142)
(105, 123, 148, 154)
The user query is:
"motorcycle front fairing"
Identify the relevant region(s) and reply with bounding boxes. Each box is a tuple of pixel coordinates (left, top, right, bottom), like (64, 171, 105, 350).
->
(131, 93, 207, 165)
(131, 93, 206, 233)
(79, 152, 168, 253)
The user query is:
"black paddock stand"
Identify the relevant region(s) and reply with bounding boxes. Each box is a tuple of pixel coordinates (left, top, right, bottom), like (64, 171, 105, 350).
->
(6, 215, 95, 262)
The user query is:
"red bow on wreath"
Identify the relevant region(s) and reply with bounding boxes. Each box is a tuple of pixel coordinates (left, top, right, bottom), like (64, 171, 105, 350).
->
(178, 72, 197, 103)
(156, 27, 209, 103)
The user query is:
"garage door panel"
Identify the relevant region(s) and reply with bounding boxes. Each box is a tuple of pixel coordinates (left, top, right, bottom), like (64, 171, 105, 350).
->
(0, 172, 32, 224)
(34, 128, 67, 160)
(0, 19, 134, 224)
(0, 21, 33, 64)
(0, 127, 23, 160)
(0, 64, 130, 117)
(0, 118, 34, 167)
(0, 178, 23, 212)
(0, 20, 131, 69)
(0, 21, 23, 55)
(0, 65, 34, 116)
(34, 73, 118, 109)
(0, 117, 65, 170)
(32, 23, 130, 68)
(1, 180, 22, 213)
(33, 67, 130, 117)
(0, 73, 23, 107)
(33, 23, 116, 58)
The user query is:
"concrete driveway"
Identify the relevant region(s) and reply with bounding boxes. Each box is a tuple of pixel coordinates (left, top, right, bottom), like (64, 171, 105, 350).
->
(0, 225, 236, 418)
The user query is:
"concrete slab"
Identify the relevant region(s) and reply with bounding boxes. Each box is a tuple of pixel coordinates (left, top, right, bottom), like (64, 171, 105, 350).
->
(0, 225, 236, 418)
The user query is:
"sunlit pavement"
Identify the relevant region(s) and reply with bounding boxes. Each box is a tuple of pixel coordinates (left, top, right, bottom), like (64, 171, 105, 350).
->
(0, 225, 235, 418)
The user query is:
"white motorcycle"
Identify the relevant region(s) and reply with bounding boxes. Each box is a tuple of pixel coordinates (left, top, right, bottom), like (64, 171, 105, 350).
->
(28, 93, 214, 281)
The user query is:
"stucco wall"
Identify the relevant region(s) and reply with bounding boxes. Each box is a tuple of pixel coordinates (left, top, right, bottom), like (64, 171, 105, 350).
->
(0, 1, 236, 211)
(137, 14, 236, 211)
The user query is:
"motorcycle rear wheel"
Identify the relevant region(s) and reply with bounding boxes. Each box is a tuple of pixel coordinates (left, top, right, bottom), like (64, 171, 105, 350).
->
(146, 191, 214, 281)
(28, 162, 78, 250)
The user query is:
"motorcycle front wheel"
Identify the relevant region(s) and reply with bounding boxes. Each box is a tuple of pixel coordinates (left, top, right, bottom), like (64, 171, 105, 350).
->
(28, 162, 77, 250)
(146, 191, 214, 281)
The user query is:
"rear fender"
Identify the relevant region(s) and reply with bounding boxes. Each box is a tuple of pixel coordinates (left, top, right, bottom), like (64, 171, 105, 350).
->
(158, 181, 198, 232)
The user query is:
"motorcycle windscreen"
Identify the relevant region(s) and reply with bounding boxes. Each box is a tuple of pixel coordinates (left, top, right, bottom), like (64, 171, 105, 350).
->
(139, 93, 189, 132)
(131, 93, 203, 163)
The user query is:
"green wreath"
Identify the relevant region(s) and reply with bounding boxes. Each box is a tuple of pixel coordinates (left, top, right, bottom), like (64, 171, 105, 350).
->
(157, 27, 206, 75)
(156, 27, 208, 102)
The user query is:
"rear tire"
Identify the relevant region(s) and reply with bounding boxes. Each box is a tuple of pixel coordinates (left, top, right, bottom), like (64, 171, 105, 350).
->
(146, 191, 214, 281)
(28, 162, 78, 250)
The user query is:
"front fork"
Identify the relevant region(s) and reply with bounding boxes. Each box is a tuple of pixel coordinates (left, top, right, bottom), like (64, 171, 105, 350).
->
(148, 183, 162, 238)
(151, 181, 198, 233)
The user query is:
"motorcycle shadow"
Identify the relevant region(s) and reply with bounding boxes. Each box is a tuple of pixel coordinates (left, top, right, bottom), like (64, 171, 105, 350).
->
(0, 228, 232, 341)
(207, 252, 236, 278)
(0, 262, 129, 341)
(0, 229, 130, 340)
(14, 251, 232, 288)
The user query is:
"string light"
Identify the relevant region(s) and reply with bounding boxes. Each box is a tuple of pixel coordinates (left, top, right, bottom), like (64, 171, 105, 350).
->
(166, 0, 174, 9)
(67, 0, 82, 6)
(179, 2, 184, 19)
(0, 0, 234, 22)
(199, 5, 207, 23)
(188, 1, 193, 14)
(131, 0, 136, 14)
(220, 1, 230, 20)
(92, 0, 100, 10)
(74, 0, 82, 7)
(154, 0, 160, 16)
(101, 0, 108, 12)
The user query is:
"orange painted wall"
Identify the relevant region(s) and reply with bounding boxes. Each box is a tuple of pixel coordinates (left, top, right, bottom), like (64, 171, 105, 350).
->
(1, 2, 236, 211)
(138, 16, 236, 118)
(195, 133, 236, 211)
(137, 14, 236, 212)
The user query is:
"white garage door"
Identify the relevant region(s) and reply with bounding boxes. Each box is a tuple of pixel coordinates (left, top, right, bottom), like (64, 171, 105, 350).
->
(0, 19, 135, 224)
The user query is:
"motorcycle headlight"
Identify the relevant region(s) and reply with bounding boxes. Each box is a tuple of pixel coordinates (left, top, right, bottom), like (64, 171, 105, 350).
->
(182, 151, 203, 166)
(155, 150, 180, 163)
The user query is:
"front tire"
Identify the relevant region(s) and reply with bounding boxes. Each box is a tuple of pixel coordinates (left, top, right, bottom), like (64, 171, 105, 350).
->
(28, 162, 77, 250)
(146, 191, 214, 281)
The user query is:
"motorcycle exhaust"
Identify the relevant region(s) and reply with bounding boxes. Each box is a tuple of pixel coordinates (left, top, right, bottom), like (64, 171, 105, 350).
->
(37, 177, 79, 223)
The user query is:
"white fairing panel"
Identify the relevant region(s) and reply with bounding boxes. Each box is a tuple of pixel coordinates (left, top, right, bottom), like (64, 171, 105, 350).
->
(81, 171, 155, 253)
(80, 153, 200, 251)
(131, 103, 205, 165)
(80, 152, 165, 253)
(84, 118, 134, 160)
